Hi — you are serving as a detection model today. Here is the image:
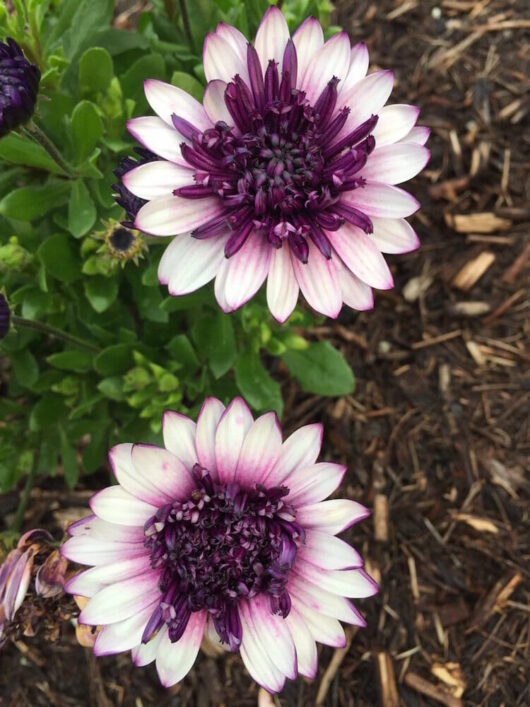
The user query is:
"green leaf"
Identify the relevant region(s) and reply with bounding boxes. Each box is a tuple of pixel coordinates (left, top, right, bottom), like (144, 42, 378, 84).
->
(171, 71, 204, 102)
(84, 277, 118, 313)
(92, 27, 150, 55)
(29, 395, 67, 431)
(71, 101, 104, 163)
(234, 350, 283, 416)
(0, 133, 65, 174)
(50, 0, 114, 61)
(59, 425, 78, 488)
(191, 312, 236, 379)
(12, 349, 39, 388)
(97, 376, 125, 401)
(79, 47, 113, 94)
(38, 232, 82, 283)
(281, 341, 355, 396)
(0, 182, 70, 221)
(121, 54, 166, 114)
(94, 344, 133, 376)
(47, 350, 94, 373)
(68, 180, 97, 237)
(166, 335, 199, 374)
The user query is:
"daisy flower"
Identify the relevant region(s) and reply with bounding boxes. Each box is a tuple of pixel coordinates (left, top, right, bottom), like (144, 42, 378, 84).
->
(120, 7, 429, 322)
(62, 397, 377, 692)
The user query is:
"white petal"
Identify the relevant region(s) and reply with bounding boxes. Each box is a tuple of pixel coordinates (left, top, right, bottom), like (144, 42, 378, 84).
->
(155, 611, 206, 687)
(239, 601, 286, 693)
(254, 5, 290, 68)
(94, 601, 158, 656)
(235, 412, 282, 487)
(144, 79, 210, 130)
(203, 32, 249, 84)
(163, 411, 197, 470)
(288, 572, 361, 624)
(371, 217, 420, 254)
(296, 499, 370, 535)
(215, 397, 254, 484)
(301, 32, 351, 104)
(300, 530, 363, 570)
(335, 258, 374, 311)
(195, 397, 225, 478)
(158, 232, 228, 292)
(284, 606, 318, 678)
(372, 104, 420, 146)
(127, 116, 186, 165)
(248, 594, 297, 680)
(338, 70, 394, 133)
(400, 125, 430, 145)
(295, 562, 378, 599)
(266, 245, 299, 323)
(341, 181, 420, 218)
(264, 423, 323, 486)
(131, 444, 194, 501)
(215, 231, 271, 311)
(292, 241, 342, 318)
(340, 42, 369, 94)
(135, 194, 225, 237)
(65, 555, 152, 597)
(79, 572, 160, 625)
(132, 626, 165, 666)
(216, 22, 248, 65)
(291, 598, 347, 647)
(123, 161, 194, 200)
(293, 16, 324, 82)
(66, 515, 145, 543)
(61, 536, 146, 566)
(109, 443, 171, 506)
(286, 462, 346, 505)
(203, 80, 233, 125)
(361, 143, 430, 184)
(328, 223, 394, 289)
(90, 486, 157, 526)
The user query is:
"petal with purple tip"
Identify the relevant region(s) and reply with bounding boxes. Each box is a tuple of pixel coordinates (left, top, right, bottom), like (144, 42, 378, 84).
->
(158, 232, 228, 294)
(126, 117, 187, 165)
(239, 601, 286, 693)
(215, 398, 254, 484)
(155, 610, 206, 687)
(131, 445, 194, 501)
(266, 244, 299, 323)
(361, 143, 430, 184)
(94, 600, 159, 656)
(162, 411, 197, 470)
(122, 161, 194, 200)
(135, 194, 225, 237)
(292, 16, 324, 83)
(328, 223, 394, 290)
(285, 462, 346, 505)
(296, 499, 370, 535)
(341, 182, 420, 218)
(264, 423, 323, 486)
(340, 42, 369, 94)
(371, 217, 420, 254)
(300, 31, 351, 104)
(284, 607, 318, 678)
(291, 241, 342, 318)
(90, 486, 157, 527)
(144, 79, 211, 130)
(372, 104, 420, 146)
(203, 33, 249, 84)
(254, 5, 290, 68)
(235, 412, 282, 487)
(248, 594, 297, 680)
(334, 258, 375, 311)
(203, 80, 233, 125)
(195, 397, 225, 478)
(300, 530, 363, 570)
(79, 572, 160, 625)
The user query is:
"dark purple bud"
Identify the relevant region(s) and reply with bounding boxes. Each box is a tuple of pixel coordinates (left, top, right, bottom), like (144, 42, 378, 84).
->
(247, 43, 264, 111)
(0, 38, 40, 137)
(332, 201, 374, 233)
(282, 40, 298, 89)
(0, 294, 10, 339)
(171, 113, 200, 140)
(324, 114, 379, 159)
(113, 148, 157, 227)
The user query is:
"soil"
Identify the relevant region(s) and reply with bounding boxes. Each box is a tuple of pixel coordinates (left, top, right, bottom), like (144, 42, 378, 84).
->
(1, 1, 528, 705)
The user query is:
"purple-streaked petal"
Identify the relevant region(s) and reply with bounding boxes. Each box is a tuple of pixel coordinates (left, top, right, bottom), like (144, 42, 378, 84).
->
(292, 16, 324, 82)
(65, 555, 153, 597)
(94, 600, 159, 656)
(4, 551, 32, 619)
(361, 143, 430, 184)
(195, 397, 225, 478)
(371, 217, 420, 254)
(90, 486, 157, 527)
(216, 22, 248, 64)
(203, 80, 233, 125)
(296, 499, 370, 535)
(338, 70, 394, 133)
(203, 32, 249, 84)
(341, 182, 420, 218)
(291, 241, 342, 318)
(328, 223, 394, 289)
(295, 561, 378, 599)
(340, 42, 369, 94)
(122, 161, 194, 200)
(300, 32, 351, 104)
(110, 443, 172, 506)
(290, 597, 347, 647)
(135, 194, 225, 237)
(254, 6, 290, 68)
(239, 601, 286, 693)
(285, 462, 346, 506)
(126, 117, 186, 165)
(235, 412, 282, 487)
(144, 79, 210, 130)
(266, 244, 299, 324)
(248, 594, 297, 680)
(400, 125, 430, 145)
(132, 626, 165, 666)
(61, 536, 146, 566)
(214, 231, 271, 312)
(334, 258, 375, 311)
(66, 516, 145, 543)
(372, 104, 420, 146)
(131, 445, 194, 501)
(300, 530, 363, 570)
(264, 423, 323, 486)
(155, 610, 206, 687)
(288, 572, 362, 624)
(158, 232, 228, 293)
(284, 606, 318, 678)
(162, 411, 197, 470)
(79, 572, 160, 625)
(215, 397, 254, 484)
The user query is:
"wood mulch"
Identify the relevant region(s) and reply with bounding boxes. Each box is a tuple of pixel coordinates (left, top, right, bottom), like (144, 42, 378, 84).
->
(1, 0, 528, 705)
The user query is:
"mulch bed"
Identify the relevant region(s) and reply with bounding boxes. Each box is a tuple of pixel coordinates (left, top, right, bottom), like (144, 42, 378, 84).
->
(1, 0, 528, 704)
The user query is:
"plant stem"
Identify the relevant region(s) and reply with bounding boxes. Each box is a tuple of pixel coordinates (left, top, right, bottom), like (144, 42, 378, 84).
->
(21, 122, 77, 179)
(11, 316, 100, 353)
(178, 0, 195, 52)
(12, 462, 38, 531)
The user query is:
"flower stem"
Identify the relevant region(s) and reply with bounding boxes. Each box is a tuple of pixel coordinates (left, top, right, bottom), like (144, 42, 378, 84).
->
(11, 316, 100, 353)
(21, 122, 77, 179)
(12, 461, 38, 531)
(178, 0, 195, 52)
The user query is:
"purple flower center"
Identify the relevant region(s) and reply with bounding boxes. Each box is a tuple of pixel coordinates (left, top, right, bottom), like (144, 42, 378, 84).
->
(175, 40, 378, 262)
(143, 464, 302, 649)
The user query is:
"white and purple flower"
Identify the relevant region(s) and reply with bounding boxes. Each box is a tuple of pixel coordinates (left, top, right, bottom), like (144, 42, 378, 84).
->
(62, 397, 377, 692)
(120, 8, 429, 321)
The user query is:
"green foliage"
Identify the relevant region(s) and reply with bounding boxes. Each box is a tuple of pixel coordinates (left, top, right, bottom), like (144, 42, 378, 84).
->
(0, 0, 352, 495)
